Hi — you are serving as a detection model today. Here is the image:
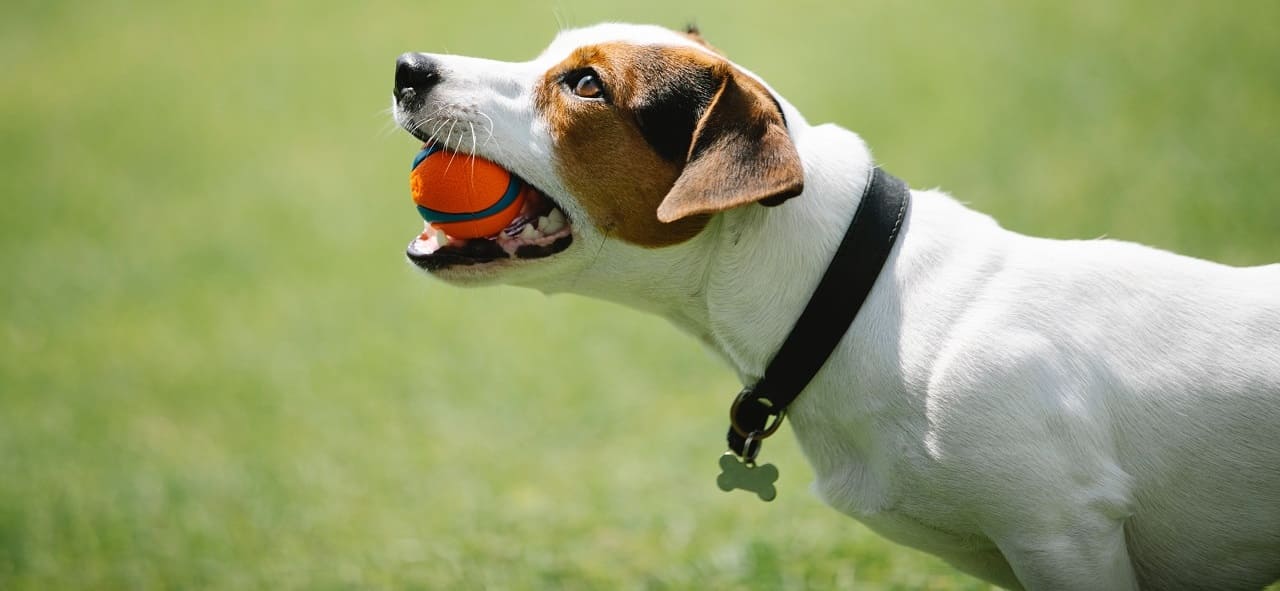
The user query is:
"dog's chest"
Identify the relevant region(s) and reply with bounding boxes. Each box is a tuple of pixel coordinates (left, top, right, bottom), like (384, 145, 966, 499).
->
(785, 366, 994, 548)
(794, 417, 996, 558)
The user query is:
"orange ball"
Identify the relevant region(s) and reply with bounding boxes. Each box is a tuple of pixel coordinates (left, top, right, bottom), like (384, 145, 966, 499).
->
(410, 144, 526, 239)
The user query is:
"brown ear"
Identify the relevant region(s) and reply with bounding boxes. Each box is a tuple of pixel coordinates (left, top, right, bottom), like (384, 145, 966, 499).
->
(655, 67, 804, 223)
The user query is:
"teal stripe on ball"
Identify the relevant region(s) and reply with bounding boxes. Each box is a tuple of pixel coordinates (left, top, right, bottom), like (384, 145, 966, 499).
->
(415, 175, 525, 223)
(411, 143, 444, 170)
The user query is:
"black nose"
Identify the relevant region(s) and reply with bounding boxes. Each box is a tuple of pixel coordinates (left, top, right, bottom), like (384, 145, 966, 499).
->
(395, 53, 442, 101)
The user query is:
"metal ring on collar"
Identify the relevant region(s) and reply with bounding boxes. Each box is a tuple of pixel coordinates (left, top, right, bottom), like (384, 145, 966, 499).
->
(729, 387, 787, 440)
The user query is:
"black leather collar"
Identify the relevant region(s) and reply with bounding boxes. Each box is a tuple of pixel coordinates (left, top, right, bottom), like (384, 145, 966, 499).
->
(726, 167, 910, 460)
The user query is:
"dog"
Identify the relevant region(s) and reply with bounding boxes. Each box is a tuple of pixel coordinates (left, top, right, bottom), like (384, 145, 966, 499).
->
(391, 23, 1280, 590)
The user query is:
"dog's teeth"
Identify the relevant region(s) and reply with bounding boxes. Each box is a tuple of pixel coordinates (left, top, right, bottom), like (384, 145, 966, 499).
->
(435, 228, 448, 244)
(535, 215, 550, 232)
(503, 216, 531, 237)
(519, 223, 539, 241)
(543, 209, 566, 233)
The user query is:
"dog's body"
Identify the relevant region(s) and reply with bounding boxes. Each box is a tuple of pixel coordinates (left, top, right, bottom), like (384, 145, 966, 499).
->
(393, 23, 1280, 590)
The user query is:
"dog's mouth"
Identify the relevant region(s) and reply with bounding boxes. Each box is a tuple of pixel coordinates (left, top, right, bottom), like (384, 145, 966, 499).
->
(405, 177, 574, 271)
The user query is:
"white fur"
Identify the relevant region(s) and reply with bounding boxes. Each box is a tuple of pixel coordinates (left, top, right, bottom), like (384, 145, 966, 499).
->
(395, 23, 1280, 590)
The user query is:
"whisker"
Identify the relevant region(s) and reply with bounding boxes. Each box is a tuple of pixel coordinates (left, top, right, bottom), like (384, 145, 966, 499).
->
(468, 122, 479, 183)
(410, 117, 434, 136)
(442, 121, 460, 174)
(404, 106, 452, 141)
(477, 112, 496, 147)
(427, 118, 450, 144)
(377, 118, 403, 138)
(419, 106, 450, 122)
(375, 105, 402, 137)
(552, 5, 574, 31)
(408, 119, 436, 144)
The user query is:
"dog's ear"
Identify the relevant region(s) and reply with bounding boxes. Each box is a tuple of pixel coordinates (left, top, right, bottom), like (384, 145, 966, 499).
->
(655, 66, 804, 223)
(682, 24, 722, 54)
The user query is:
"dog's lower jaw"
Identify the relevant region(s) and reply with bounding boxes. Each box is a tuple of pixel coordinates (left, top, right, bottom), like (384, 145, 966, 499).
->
(412, 246, 585, 288)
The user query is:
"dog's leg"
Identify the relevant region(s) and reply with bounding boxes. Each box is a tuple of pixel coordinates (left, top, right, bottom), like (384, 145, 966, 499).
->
(991, 514, 1138, 591)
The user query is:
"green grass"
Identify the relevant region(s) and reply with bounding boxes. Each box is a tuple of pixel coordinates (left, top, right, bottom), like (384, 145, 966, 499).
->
(2, 1, 1277, 589)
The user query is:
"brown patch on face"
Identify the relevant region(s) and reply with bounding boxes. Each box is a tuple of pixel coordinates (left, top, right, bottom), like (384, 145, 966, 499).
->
(536, 43, 722, 248)
(536, 41, 802, 248)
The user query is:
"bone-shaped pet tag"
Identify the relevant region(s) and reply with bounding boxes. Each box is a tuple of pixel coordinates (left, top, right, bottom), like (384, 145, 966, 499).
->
(715, 452, 779, 502)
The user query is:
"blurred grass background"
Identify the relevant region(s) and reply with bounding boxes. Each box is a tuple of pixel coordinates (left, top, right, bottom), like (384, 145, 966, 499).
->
(2, 0, 1277, 589)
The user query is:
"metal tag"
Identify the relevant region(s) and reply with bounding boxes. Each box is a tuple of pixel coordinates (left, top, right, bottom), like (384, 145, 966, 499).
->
(715, 452, 778, 502)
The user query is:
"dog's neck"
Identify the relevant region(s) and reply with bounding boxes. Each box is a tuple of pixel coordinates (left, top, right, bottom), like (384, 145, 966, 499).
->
(544, 124, 877, 383)
(702, 126, 876, 381)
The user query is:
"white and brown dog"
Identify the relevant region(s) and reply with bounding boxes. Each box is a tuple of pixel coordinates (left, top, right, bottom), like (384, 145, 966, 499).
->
(391, 23, 1280, 591)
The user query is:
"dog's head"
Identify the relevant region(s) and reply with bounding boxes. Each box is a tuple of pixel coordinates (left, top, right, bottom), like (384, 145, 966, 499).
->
(393, 24, 804, 289)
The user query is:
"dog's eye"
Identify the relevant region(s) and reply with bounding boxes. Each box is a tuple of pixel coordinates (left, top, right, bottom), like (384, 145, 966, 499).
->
(566, 70, 605, 100)
(574, 75, 603, 99)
